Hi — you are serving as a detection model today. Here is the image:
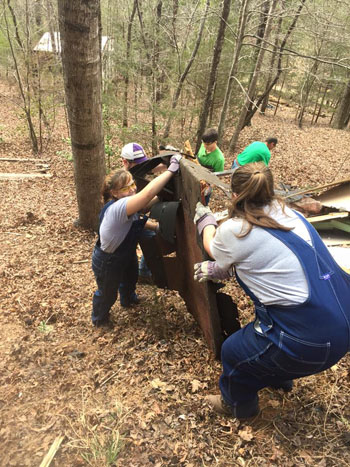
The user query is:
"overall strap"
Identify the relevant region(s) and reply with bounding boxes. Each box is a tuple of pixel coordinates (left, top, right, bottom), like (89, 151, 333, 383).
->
(96, 200, 115, 247)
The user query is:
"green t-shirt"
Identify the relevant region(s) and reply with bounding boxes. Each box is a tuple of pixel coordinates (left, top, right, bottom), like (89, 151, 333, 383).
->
(197, 144, 225, 172)
(237, 141, 271, 166)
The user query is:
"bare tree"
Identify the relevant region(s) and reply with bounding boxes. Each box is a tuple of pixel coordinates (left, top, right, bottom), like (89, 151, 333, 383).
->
(122, 0, 137, 128)
(163, 0, 210, 140)
(229, 0, 278, 153)
(58, 0, 105, 230)
(239, 0, 307, 134)
(218, 0, 251, 144)
(195, 0, 231, 154)
(3, 0, 38, 152)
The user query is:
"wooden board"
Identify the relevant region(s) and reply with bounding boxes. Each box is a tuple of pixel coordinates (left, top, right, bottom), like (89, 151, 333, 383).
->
(140, 158, 238, 358)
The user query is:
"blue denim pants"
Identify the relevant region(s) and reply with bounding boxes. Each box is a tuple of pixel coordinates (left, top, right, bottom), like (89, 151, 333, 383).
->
(219, 322, 339, 418)
(92, 246, 138, 324)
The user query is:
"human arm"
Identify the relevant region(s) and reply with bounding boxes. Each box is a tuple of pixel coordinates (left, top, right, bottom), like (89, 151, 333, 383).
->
(193, 202, 217, 257)
(126, 156, 181, 216)
(140, 195, 159, 213)
(145, 219, 159, 233)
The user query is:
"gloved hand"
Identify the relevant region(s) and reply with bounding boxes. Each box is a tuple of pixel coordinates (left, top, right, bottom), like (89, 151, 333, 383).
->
(194, 261, 233, 283)
(193, 201, 218, 235)
(167, 154, 182, 173)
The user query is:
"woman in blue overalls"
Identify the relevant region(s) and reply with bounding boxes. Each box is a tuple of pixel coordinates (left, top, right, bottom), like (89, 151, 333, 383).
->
(92, 155, 181, 327)
(194, 162, 350, 419)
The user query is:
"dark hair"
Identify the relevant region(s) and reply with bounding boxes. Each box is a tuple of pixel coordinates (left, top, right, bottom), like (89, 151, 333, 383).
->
(202, 128, 218, 143)
(266, 137, 278, 145)
(101, 169, 131, 203)
(229, 162, 291, 237)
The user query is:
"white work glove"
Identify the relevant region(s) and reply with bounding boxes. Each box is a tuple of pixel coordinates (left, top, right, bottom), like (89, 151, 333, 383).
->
(167, 154, 182, 173)
(193, 201, 218, 235)
(194, 261, 233, 283)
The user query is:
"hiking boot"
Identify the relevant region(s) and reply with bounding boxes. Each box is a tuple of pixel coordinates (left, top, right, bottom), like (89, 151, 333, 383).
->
(93, 317, 114, 330)
(205, 394, 260, 419)
(205, 395, 233, 415)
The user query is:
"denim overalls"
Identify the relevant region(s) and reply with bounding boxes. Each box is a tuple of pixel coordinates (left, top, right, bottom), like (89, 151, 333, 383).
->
(91, 200, 147, 324)
(219, 212, 350, 418)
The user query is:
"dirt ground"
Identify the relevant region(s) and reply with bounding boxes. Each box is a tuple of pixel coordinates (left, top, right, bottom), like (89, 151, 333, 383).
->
(1, 78, 350, 466)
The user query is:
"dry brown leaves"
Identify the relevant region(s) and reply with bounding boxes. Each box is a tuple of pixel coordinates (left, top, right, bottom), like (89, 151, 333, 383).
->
(1, 78, 350, 466)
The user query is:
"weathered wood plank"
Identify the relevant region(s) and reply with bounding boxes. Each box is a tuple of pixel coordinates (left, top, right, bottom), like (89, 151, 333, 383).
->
(0, 157, 49, 163)
(0, 173, 53, 180)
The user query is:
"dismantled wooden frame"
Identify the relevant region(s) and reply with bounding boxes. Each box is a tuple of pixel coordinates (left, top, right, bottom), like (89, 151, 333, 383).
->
(131, 157, 239, 358)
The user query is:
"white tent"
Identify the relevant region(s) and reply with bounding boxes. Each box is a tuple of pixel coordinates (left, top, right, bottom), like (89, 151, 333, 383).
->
(34, 32, 110, 54)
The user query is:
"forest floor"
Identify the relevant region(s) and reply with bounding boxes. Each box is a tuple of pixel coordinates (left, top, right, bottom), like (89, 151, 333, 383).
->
(1, 77, 350, 467)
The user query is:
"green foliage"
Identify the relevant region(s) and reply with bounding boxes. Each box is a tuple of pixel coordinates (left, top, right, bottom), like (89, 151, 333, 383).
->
(57, 137, 73, 161)
(81, 429, 123, 466)
(38, 320, 53, 333)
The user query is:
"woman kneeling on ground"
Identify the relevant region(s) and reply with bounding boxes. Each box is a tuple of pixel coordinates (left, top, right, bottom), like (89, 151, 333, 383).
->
(194, 162, 350, 419)
(91, 155, 181, 328)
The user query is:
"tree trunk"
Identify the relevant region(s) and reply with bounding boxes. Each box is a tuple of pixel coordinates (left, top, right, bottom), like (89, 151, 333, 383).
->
(122, 0, 137, 128)
(195, 0, 231, 154)
(314, 85, 329, 125)
(297, 61, 318, 128)
(332, 79, 350, 129)
(58, 0, 105, 231)
(260, 11, 282, 114)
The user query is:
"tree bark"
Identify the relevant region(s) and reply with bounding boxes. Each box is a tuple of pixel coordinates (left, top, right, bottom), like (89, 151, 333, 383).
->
(332, 79, 350, 129)
(58, 0, 105, 230)
(195, 0, 231, 154)
(122, 0, 137, 128)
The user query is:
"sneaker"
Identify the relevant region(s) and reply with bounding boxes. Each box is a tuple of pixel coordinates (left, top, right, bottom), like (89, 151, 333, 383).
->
(270, 380, 293, 393)
(138, 269, 154, 285)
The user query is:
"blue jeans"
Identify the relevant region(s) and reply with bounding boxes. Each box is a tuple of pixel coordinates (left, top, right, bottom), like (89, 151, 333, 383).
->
(92, 246, 138, 324)
(231, 159, 239, 169)
(219, 322, 337, 418)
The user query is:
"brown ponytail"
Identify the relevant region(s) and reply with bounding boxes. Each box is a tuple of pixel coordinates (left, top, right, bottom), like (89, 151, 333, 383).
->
(229, 162, 292, 237)
(101, 169, 131, 203)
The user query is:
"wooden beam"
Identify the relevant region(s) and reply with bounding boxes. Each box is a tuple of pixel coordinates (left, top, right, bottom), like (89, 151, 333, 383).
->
(39, 436, 64, 467)
(308, 212, 349, 223)
(0, 173, 53, 180)
(0, 157, 49, 163)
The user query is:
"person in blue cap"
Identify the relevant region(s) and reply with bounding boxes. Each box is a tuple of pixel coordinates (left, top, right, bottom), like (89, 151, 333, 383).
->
(91, 154, 181, 327)
(194, 162, 350, 419)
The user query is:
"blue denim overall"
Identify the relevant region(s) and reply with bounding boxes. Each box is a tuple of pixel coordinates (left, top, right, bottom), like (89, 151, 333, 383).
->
(219, 212, 350, 418)
(91, 200, 147, 324)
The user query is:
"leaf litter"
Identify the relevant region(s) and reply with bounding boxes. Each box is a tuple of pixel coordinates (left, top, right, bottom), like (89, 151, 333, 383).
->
(1, 79, 350, 465)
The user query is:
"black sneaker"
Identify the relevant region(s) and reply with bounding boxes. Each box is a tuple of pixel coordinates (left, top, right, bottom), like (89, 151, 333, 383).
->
(120, 293, 143, 308)
(270, 380, 293, 393)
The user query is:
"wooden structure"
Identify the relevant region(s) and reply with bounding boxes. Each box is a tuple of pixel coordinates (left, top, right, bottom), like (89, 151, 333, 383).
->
(131, 157, 239, 358)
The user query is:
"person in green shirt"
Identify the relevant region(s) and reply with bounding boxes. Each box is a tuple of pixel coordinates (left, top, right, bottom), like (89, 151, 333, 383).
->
(196, 128, 225, 204)
(197, 128, 225, 173)
(231, 137, 277, 168)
